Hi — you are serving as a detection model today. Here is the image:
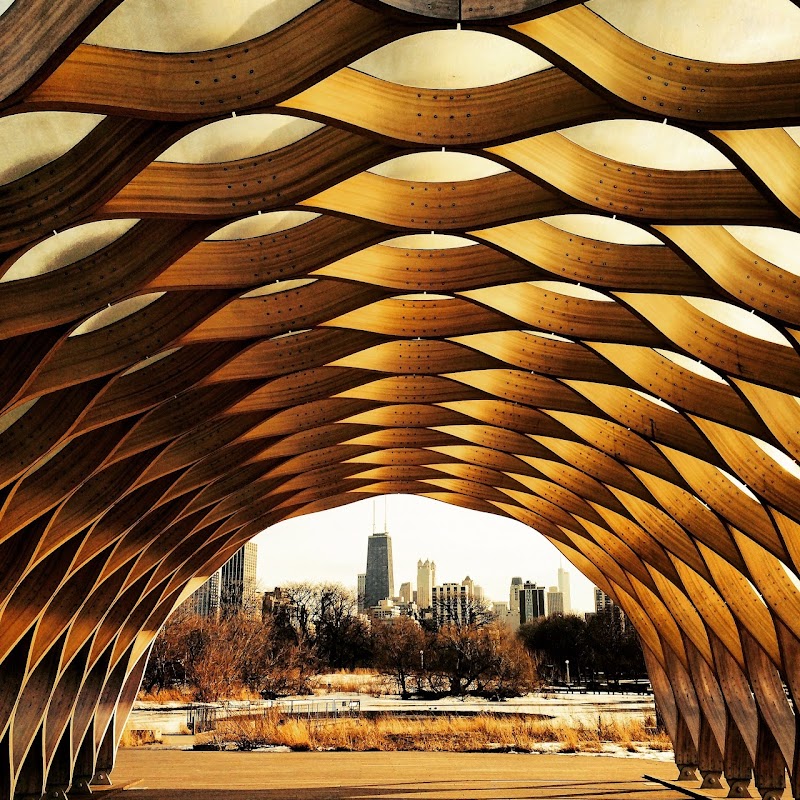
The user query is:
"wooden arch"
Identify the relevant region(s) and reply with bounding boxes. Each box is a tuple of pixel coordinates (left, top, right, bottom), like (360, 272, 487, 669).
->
(2, 0, 800, 797)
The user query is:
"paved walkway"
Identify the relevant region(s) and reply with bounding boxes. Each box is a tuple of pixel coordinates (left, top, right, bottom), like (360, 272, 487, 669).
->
(109, 750, 686, 799)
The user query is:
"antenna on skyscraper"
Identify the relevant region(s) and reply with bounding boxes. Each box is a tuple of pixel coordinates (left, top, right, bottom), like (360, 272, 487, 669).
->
(372, 498, 376, 533)
(384, 495, 388, 532)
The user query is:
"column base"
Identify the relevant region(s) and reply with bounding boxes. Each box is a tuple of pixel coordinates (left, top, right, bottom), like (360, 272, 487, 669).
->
(677, 765, 699, 782)
(757, 790, 783, 800)
(727, 779, 752, 798)
(90, 772, 111, 786)
(701, 771, 724, 790)
(69, 779, 93, 795)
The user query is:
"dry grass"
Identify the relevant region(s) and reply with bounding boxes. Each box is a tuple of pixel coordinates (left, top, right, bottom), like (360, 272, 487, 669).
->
(119, 728, 162, 747)
(138, 686, 267, 703)
(201, 712, 672, 754)
(309, 670, 390, 696)
(137, 687, 196, 702)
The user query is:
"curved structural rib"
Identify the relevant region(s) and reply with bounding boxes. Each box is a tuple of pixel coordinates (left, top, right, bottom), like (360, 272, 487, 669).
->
(3, 1, 800, 799)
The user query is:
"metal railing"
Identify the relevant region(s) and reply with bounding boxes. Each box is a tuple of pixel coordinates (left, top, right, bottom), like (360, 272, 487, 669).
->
(187, 698, 361, 734)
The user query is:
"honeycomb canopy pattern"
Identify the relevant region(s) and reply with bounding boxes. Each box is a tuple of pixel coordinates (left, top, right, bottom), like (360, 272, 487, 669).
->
(2, 0, 800, 796)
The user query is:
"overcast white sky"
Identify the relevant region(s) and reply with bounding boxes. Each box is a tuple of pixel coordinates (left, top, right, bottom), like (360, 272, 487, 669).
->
(253, 494, 597, 612)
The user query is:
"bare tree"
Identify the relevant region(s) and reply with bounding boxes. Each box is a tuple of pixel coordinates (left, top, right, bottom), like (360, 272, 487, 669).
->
(278, 582, 319, 643)
(269, 582, 372, 669)
(431, 622, 537, 697)
(373, 616, 425, 698)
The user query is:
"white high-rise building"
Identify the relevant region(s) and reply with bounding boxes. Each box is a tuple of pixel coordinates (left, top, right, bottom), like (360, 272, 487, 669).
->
(547, 586, 564, 616)
(557, 566, 571, 613)
(461, 575, 484, 604)
(595, 587, 613, 613)
(416, 559, 436, 609)
(431, 576, 484, 628)
(492, 601, 509, 618)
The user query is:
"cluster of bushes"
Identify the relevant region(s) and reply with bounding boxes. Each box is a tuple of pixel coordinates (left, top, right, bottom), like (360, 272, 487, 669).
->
(142, 612, 318, 701)
(374, 615, 537, 698)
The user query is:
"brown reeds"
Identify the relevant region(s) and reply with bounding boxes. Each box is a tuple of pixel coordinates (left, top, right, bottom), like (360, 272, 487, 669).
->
(119, 728, 163, 747)
(309, 670, 391, 696)
(200, 711, 672, 754)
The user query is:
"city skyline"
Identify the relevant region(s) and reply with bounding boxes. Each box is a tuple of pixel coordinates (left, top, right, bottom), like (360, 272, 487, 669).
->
(254, 495, 596, 612)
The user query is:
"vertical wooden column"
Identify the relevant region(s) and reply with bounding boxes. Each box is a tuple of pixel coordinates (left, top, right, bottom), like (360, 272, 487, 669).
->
(0, 732, 12, 800)
(754, 717, 788, 800)
(685, 638, 726, 789)
(44, 726, 72, 800)
(11, 639, 62, 800)
(43, 642, 90, 798)
(92, 718, 114, 788)
(68, 650, 111, 788)
(110, 645, 151, 769)
(709, 633, 757, 797)
(741, 631, 793, 799)
(724, 714, 756, 799)
(88, 648, 133, 789)
(70, 721, 95, 796)
(642, 645, 678, 742)
(13, 727, 43, 800)
(776, 621, 800, 800)
(662, 644, 700, 780)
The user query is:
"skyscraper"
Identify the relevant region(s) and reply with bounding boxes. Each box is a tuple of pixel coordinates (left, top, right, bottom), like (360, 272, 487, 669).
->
(557, 565, 571, 613)
(185, 570, 221, 618)
(431, 576, 484, 628)
(594, 587, 614, 614)
(182, 542, 257, 618)
(546, 586, 564, 616)
(220, 541, 258, 615)
(508, 576, 523, 629)
(520, 581, 546, 624)
(398, 581, 412, 604)
(364, 531, 394, 610)
(594, 586, 626, 629)
(357, 573, 366, 614)
(416, 558, 436, 609)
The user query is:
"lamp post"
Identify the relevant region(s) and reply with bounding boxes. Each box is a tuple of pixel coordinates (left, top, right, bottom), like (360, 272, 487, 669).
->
(420, 649, 425, 671)
(565, 659, 570, 685)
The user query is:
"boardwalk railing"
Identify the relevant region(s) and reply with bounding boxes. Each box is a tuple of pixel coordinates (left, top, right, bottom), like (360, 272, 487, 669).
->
(187, 698, 361, 734)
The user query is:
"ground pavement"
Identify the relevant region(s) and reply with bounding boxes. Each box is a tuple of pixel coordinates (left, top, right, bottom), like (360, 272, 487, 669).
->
(106, 750, 689, 799)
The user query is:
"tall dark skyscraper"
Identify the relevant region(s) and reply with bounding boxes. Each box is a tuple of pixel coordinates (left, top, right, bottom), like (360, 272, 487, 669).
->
(364, 531, 394, 610)
(520, 581, 546, 624)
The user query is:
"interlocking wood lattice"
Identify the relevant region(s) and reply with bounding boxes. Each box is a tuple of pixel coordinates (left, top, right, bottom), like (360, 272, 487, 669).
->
(2, 0, 800, 798)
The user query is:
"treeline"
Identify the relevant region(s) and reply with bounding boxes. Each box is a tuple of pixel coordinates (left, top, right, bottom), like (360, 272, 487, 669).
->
(518, 612, 645, 685)
(142, 583, 643, 701)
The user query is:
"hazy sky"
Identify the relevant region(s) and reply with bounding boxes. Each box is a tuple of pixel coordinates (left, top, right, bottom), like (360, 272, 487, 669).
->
(253, 494, 597, 612)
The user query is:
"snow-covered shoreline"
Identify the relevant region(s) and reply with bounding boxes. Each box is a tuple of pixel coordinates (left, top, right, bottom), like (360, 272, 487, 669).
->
(130, 690, 657, 733)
